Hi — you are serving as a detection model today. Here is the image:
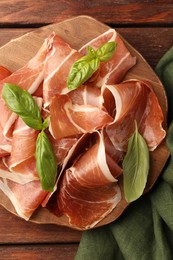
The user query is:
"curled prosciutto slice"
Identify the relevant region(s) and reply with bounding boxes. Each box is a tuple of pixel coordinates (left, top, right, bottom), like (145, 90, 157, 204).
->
(43, 32, 82, 107)
(0, 37, 48, 138)
(47, 134, 78, 165)
(49, 85, 113, 139)
(3, 97, 42, 181)
(0, 177, 48, 220)
(79, 28, 136, 87)
(53, 131, 122, 230)
(0, 66, 12, 156)
(0, 124, 11, 157)
(104, 79, 166, 151)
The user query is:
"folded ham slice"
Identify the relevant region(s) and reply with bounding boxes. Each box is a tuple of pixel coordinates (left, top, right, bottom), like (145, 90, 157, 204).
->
(0, 124, 11, 157)
(43, 33, 82, 107)
(104, 79, 166, 151)
(51, 131, 122, 230)
(0, 37, 48, 138)
(49, 85, 113, 139)
(47, 134, 78, 165)
(3, 97, 42, 182)
(0, 177, 48, 220)
(0, 67, 12, 156)
(79, 28, 136, 87)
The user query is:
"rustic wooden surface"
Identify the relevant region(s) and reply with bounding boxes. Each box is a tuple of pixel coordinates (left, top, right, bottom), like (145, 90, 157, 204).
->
(0, 1, 172, 259)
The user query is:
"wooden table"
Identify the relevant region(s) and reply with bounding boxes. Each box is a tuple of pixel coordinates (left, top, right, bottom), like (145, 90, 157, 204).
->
(0, 1, 172, 259)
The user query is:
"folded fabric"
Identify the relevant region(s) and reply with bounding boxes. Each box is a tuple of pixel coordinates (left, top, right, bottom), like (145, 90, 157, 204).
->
(75, 47, 173, 260)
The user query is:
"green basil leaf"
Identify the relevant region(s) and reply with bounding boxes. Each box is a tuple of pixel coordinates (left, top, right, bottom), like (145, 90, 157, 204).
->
(2, 83, 43, 130)
(67, 41, 117, 90)
(96, 41, 117, 62)
(87, 46, 97, 58)
(42, 116, 50, 131)
(36, 131, 57, 192)
(67, 56, 100, 90)
(122, 121, 150, 203)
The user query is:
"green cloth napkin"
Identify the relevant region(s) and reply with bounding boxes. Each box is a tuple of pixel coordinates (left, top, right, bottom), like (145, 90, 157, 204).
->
(75, 47, 173, 260)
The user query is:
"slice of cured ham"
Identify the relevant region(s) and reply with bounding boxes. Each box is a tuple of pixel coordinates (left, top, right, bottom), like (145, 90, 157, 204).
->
(0, 37, 48, 138)
(47, 134, 78, 165)
(0, 66, 12, 156)
(0, 177, 48, 220)
(49, 85, 113, 139)
(0, 66, 11, 81)
(3, 98, 42, 181)
(52, 131, 122, 230)
(0, 116, 11, 157)
(79, 28, 136, 87)
(104, 79, 166, 151)
(43, 33, 82, 107)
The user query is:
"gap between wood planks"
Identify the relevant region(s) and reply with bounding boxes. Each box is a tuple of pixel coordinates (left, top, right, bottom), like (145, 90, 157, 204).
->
(0, 22, 173, 29)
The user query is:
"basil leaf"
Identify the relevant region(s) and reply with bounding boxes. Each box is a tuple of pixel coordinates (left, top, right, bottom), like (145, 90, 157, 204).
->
(122, 122, 150, 203)
(96, 41, 117, 62)
(36, 131, 57, 192)
(67, 55, 100, 90)
(67, 41, 117, 90)
(87, 46, 97, 58)
(42, 116, 50, 131)
(2, 83, 43, 130)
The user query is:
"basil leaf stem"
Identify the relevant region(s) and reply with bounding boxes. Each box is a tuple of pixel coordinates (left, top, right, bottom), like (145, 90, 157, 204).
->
(36, 130, 57, 192)
(2, 83, 43, 130)
(67, 41, 117, 90)
(122, 121, 150, 203)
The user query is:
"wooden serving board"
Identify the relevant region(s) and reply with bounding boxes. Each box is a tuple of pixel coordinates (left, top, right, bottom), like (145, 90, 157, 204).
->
(0, 15, 170, 230)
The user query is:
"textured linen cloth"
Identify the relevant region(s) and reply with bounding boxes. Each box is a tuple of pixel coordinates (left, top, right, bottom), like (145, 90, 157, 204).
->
(75, 47, 173, 260)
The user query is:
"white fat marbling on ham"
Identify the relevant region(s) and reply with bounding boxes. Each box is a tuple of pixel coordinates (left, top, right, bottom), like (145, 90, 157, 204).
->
(0, 37, 47, 138)
(54, 131, 122, 229)
(104, 79, 166, 151)
(43, 33, 82, 106)
(49, 85, 113, 139)
(0, 177, 48, 220)
(0, 159, 38, 184)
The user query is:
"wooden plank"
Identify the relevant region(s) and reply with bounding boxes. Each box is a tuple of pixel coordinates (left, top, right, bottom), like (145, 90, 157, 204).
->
(0, 1, 172, 26)
(117, 27, 173, 69)
(0, 207, 81, 243)
(0, 27, 172, 69)
(0, 244, 78, 260)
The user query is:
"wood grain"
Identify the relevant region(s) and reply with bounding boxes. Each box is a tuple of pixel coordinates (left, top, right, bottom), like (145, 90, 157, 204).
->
(0, 207, 81, 244)
(0, 0, 172, 26)
(0, 15, 169, 231)
(0, 244, 78, 260)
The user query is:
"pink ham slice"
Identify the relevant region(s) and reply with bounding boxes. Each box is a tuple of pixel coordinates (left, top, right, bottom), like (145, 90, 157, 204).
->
(3, 97, 42, 182)
(0, 67, 12, 156)
(79, 28, 136, 87)
(47, 134, 78, 165)
(104, 79, 166, 151)
(52, 131, 122, 230)
(0, 177, 48, 220)
(43, 32, 82, 107)
(0, 116, 12, 157)
(49, 85, 113, 139)
(0, 66, 11, 81)
(0, 37, 48, 138)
